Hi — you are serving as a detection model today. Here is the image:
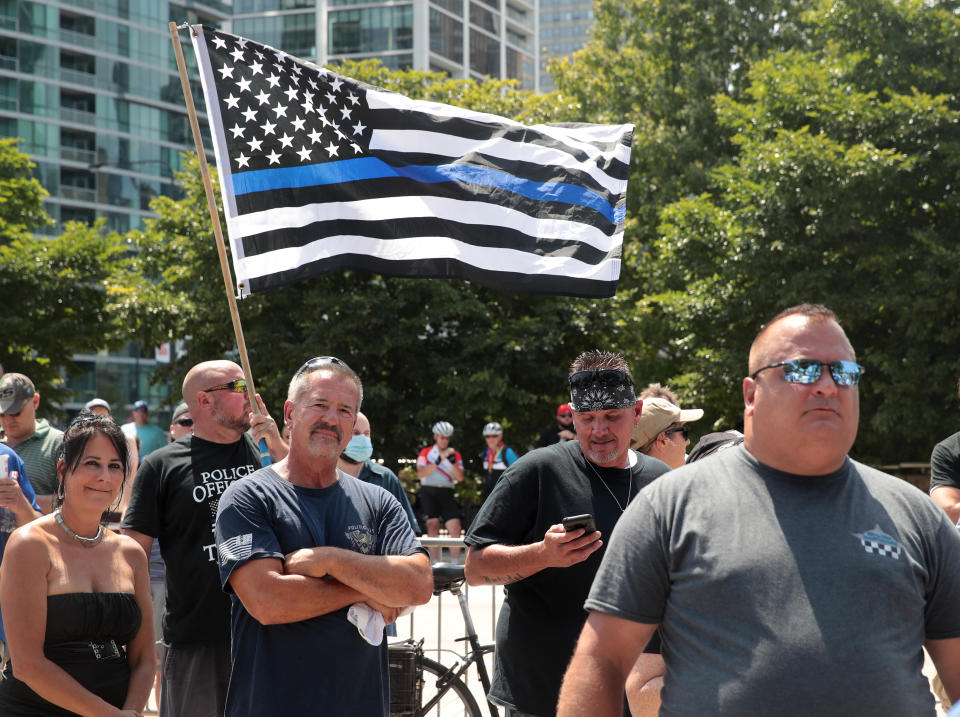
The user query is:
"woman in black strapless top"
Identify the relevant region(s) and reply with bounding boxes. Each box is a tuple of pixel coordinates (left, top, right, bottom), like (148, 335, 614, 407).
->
(0, 415, 154, 717)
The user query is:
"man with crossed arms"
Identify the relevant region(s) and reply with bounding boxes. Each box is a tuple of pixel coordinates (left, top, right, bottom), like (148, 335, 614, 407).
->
(215, 357, 432, 716)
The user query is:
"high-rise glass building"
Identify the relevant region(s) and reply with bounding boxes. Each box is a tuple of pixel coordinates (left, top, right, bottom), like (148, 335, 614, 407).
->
(232, 0, 539, 91)
(0, 1, 230, 235)
(0, 0, 229, 417)
(537, 0, 590, 91)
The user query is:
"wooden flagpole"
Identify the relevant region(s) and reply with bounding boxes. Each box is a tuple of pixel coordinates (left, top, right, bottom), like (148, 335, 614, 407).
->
(168, 22, 271, 466)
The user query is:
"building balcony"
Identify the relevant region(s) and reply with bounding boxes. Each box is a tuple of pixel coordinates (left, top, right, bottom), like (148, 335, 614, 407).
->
(60, 185, 97, 202)
(60, 107, 98, 125)
(60, 67, 97, 87)
(58, 28, 98, 50)
(60, 146, 97, 164)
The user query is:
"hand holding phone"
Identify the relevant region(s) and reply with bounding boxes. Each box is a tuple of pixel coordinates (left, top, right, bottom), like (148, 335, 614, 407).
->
(562, 514, 597, 534)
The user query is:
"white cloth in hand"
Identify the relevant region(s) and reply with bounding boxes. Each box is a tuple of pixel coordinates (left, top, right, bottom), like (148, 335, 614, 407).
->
(347, 603, 416, 646)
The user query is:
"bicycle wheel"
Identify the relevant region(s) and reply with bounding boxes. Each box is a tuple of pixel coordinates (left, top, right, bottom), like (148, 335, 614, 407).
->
(419, 656, 484, 717)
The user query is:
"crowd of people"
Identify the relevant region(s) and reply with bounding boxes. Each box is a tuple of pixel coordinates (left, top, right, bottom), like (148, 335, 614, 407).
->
(0, 302, 958, 716)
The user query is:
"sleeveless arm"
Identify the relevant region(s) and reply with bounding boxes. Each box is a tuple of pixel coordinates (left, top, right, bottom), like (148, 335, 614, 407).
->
(0, 527, 132, 717)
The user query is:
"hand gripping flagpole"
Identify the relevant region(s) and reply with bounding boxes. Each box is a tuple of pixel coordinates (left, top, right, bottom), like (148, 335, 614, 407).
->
(169, 22, 271, 467)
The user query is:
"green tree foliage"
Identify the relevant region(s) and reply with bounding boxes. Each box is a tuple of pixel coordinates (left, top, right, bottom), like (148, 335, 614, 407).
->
(0, 138, 52, 245)
(0, 140, 169, 405)
(132, 64, 619, 465)
(622, 0, 960, 463)
(549, 0, 815, 282)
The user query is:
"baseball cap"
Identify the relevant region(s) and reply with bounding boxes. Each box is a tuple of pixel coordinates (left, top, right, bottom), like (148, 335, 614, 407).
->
(0, 373, 36, 415)
(84, 398, 111, 412)
(631, 397, 704, 448)
(557, 403, 573, 416)
(132, 400, 149, 411)
(688, 430, 744, 463)
(171, 402, 190, 422)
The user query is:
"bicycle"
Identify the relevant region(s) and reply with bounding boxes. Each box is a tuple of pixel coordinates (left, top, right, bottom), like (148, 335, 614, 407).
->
(389, 562, 499, 717)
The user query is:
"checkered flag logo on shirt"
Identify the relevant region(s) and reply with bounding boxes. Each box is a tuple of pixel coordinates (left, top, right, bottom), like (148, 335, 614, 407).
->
(189, 25, 634, 298)
(852, 526, 902, 560)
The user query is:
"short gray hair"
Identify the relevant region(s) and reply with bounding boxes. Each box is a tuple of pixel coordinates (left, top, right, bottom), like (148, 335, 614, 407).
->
(287, 358, 363, 410)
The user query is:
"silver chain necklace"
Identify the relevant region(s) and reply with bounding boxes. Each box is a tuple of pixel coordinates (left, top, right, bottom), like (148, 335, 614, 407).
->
(54, 507, 104, 548)
(585, 459, 632, 513)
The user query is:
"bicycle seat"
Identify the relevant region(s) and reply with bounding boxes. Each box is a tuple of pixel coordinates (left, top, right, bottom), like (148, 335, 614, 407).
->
(432, 562, 465, 594)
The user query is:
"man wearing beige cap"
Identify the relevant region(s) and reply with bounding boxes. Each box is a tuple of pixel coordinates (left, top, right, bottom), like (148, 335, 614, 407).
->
(0, 373, 62, 513)
(631, 397, 703, 469)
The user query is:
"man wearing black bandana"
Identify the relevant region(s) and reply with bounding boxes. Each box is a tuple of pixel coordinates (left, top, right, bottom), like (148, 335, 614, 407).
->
(464, 351, 670, 717)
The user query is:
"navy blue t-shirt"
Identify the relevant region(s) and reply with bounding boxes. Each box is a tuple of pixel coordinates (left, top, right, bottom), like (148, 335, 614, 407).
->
(215, 467, 425, 717)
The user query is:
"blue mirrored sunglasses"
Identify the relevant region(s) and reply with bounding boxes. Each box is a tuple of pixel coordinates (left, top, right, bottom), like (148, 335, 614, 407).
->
(750, 359, 864, 387)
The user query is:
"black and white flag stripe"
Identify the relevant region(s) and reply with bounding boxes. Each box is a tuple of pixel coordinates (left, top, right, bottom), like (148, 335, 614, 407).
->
(189, 25, 634, 298)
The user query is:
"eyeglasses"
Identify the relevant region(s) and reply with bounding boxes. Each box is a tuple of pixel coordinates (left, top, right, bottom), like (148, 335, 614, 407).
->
(750, 359, 864, 387)
(202, 378, 248, 393)
(568, 369, 633, 390)
(294, 356, 351, 378)
(175, 418, 194, 427)
(664, 425, 689, 440)
(558, 413, 573, 418)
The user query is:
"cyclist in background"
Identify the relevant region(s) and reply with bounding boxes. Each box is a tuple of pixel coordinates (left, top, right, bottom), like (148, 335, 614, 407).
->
(479, 422, 518, 502)
(417, 421, 465, 562)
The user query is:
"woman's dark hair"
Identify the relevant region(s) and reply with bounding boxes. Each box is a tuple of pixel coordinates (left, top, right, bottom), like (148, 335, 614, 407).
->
(56, 414, 129, 508)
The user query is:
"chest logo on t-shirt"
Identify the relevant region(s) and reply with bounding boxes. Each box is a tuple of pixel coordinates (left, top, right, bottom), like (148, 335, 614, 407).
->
(345, 525, 375, 554)
(852, 525, 902, 560)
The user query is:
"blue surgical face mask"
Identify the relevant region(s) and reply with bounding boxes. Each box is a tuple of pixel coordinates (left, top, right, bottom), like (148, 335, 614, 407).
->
(343, 434, 373, 462)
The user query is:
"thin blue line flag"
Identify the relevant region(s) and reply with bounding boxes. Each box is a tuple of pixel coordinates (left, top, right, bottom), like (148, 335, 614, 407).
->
(190, 25, 634, 298)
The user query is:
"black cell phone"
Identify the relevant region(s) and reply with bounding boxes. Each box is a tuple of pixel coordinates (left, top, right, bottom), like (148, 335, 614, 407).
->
(562, 514, 597, 533)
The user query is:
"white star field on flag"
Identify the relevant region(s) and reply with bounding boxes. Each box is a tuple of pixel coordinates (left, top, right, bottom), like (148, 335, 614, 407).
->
(205, 30, 371, 173)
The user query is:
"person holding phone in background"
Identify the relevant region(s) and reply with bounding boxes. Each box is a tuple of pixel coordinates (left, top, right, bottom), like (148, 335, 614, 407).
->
(0, 445, 42, 675)
(464, 351, 670, 717)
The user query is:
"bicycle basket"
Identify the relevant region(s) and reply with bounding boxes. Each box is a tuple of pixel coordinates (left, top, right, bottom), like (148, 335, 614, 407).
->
(388, 638, 423, 716)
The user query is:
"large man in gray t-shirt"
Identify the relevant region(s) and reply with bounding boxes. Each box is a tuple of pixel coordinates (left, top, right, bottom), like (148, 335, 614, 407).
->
(558, 303, 960, 716)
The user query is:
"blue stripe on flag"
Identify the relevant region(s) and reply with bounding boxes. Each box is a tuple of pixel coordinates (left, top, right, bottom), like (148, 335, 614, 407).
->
(231, 158, 619, 222)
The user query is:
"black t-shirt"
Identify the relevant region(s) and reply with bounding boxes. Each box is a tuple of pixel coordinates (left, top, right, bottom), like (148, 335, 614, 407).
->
(464, 440, 670, 715)
(535, 423, 575, 448)
(121, 433, 260, 644)
(930, 431, 960, 493)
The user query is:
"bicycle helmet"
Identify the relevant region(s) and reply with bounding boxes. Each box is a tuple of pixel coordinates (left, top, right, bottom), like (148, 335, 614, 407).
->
(482, 422, 503, 436)
(432, 421, 454, 437)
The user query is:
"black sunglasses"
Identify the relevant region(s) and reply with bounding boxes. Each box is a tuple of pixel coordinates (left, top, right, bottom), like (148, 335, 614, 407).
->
(568, 369, 633, 390)
(202, 378, 248, 393)
(294, 356, 352, 378)
(175, 417, 194, 427)
(664, 425, 689, 440)
(750, 359, 864, 387)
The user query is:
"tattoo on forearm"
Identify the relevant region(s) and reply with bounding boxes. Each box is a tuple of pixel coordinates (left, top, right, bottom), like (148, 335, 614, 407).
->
(482, 573, 525, 585)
